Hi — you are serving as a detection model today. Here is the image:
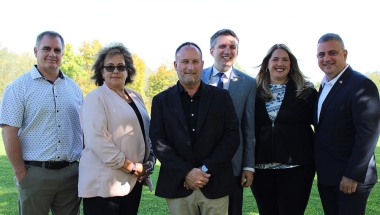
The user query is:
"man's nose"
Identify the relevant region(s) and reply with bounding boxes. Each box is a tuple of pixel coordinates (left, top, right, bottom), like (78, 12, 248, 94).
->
(187, 63, 194, 69)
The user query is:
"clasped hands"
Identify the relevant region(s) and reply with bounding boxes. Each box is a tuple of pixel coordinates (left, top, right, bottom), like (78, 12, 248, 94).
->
(121, 160, 154, 183)
(184, 168, 211, 190)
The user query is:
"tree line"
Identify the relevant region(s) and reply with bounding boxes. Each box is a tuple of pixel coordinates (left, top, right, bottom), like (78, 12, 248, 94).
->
(1, 41, 380, 113)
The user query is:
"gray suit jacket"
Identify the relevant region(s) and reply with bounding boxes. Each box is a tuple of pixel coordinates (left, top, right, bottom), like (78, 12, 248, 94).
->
(202, 66, 256, 176)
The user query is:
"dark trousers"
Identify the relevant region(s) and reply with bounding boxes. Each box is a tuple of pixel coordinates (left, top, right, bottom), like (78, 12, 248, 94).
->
(250, 165, 315, 215)
(228, 176, 244, 215)
(83, 181, 143, 215)
(317, 182, 374, 215)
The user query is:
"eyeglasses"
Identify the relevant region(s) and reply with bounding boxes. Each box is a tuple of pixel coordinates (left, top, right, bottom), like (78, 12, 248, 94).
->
(103, 65, 127, 72)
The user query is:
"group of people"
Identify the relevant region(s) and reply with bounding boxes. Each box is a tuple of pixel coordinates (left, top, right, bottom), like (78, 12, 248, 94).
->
(0, 29, 379, 215)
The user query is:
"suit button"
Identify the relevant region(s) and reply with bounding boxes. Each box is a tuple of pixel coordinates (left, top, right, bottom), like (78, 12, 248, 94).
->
(187, 142, 191, 145)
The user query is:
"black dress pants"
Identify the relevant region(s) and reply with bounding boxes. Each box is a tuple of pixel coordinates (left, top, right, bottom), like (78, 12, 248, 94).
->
(250, 165, 315, 215)
(83, 181, 143, 215)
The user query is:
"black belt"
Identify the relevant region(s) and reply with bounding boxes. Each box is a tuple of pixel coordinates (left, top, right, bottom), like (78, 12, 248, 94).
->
(24, 161, 76, 170)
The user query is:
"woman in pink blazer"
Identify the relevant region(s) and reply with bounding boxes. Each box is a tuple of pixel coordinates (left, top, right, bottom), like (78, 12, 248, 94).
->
(79, 44, 155, 215)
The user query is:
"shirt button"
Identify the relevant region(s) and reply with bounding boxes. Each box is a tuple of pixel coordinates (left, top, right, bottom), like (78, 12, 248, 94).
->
(192, 129, 195, 131)
(191, 114, 194, 116)
(187, 142, 191, 145)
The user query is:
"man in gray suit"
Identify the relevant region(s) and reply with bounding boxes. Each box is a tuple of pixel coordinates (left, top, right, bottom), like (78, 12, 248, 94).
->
(202, 29, 256, 215)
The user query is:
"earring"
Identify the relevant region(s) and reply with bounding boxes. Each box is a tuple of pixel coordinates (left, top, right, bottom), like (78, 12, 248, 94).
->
(266, 68, 269, 73)
(102, 76, 104, 79)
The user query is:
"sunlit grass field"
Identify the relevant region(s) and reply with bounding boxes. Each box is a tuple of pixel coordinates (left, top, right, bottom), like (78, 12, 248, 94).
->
(0, 128, 379, 214)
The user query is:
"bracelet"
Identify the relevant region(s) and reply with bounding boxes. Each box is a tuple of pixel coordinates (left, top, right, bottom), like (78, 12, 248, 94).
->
(130, 162, 136, 175)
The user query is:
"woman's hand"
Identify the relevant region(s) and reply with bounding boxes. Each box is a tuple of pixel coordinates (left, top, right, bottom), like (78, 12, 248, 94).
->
(137, 161, 154, 182)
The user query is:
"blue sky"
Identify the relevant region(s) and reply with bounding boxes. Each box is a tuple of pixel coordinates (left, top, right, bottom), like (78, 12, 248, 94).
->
(0, 0, 378, 82)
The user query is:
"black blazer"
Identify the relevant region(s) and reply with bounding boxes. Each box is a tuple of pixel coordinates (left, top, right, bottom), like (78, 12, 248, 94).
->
(255, 77, 317, 166)
(150, 81, 240, 199)
(314, 66, 380, 186)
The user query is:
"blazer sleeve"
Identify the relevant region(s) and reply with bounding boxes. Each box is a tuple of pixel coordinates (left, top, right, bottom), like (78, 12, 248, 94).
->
(81, 92, 125, 169)
(241, 78, 256, 169)
(345, 79, 380, 182)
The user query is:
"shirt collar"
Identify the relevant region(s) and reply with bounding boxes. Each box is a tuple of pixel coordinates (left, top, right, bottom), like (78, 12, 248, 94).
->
(321, 64, 349, 86)
(212, 65, 232, 79)
(31, 65, 65, 80)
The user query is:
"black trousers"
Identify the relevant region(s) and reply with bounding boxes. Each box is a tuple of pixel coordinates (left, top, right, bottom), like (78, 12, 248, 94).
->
(250, 165, 315, 215)
(228, 176, 244, 215)
(83, 181, 143, 215)
(317, 182, 374, 215)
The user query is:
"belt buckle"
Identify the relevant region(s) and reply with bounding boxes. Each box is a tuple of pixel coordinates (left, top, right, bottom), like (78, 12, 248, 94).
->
(45, 162, 53, 169)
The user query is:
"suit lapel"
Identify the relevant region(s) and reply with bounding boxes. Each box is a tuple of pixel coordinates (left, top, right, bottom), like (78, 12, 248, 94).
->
(319, 67, 353, 123)
(169, 84, 189, 133)
(196, 83, 212, 137)
(228, 68, 241, 94)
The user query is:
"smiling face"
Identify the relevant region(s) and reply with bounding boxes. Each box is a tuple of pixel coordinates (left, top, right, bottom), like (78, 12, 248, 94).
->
(174, 45, 204, 87)
(210, 35, 238, 72)
(34, 35, 63, 78)
(317, 40, 347, 81)
(102, 54, 127, 92)
(267, 48, 291, 84)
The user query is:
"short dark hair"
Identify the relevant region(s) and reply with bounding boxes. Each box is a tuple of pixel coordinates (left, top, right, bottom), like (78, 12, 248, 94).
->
(175, 42, 203, 60)
(210, 29, 239, 48)
(91, 43, 136, 86)
(318, 33, 345, 48)
(36, 31, 65, 52)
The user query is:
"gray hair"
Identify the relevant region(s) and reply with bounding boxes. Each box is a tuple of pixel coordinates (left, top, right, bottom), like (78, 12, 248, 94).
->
(317, 33, 344, 48)
(35, 31, 65, 52)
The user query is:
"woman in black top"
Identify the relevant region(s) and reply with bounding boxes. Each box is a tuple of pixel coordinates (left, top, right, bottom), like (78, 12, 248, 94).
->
(251, 44, 317, 215)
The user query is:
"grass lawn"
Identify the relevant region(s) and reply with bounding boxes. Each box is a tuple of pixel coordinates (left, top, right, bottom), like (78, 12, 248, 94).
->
(0, 128, 379, 214)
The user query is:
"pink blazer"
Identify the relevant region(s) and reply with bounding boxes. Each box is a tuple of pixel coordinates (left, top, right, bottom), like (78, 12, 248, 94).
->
(79, 84, 153, 197)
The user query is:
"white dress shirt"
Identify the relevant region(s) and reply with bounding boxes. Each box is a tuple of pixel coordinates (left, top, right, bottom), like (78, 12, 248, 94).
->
(318, 64, 349, 123)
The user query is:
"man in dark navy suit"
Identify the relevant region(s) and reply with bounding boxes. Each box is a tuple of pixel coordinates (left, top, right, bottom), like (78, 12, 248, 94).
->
(314, 33, 380, 215)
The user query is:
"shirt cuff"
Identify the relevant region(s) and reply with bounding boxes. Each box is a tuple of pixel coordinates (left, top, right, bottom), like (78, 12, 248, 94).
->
(243, 167, 255, 172)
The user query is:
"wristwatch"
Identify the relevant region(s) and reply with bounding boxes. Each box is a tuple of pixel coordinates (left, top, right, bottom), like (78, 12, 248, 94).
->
(130, 162, 136, 175)
(201, 165, 209, 173)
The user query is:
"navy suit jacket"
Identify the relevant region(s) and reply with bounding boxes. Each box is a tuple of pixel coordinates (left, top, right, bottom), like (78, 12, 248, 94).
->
(314, 66, 380, 186)
(150, 81, 240, 199)
(202, 67, 256, 176)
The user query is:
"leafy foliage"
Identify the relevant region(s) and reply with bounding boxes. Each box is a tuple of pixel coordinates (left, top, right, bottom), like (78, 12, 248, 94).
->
(145, 63, 177, 99)
(129, 53, 147, 99)
(0, 45, 35, 102)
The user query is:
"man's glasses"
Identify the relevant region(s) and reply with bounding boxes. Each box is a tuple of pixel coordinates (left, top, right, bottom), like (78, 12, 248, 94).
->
(103, 65, 127, 72)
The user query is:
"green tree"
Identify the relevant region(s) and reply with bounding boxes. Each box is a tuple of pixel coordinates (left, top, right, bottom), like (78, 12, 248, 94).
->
(0, 45, 35, 102)
(146, 64, 177, 99)
(76, 40, 103, 96)
(366, 71, 380, 91)
(145, 63, 177, 113)
(79, 40, 103, 71)
(129, 53, 147, 98)
(61, 43, 85, 79)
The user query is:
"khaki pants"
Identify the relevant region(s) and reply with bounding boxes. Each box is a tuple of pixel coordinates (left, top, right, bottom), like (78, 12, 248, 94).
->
(166, 189, 228, 215)
(15, 162, 81, 215)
